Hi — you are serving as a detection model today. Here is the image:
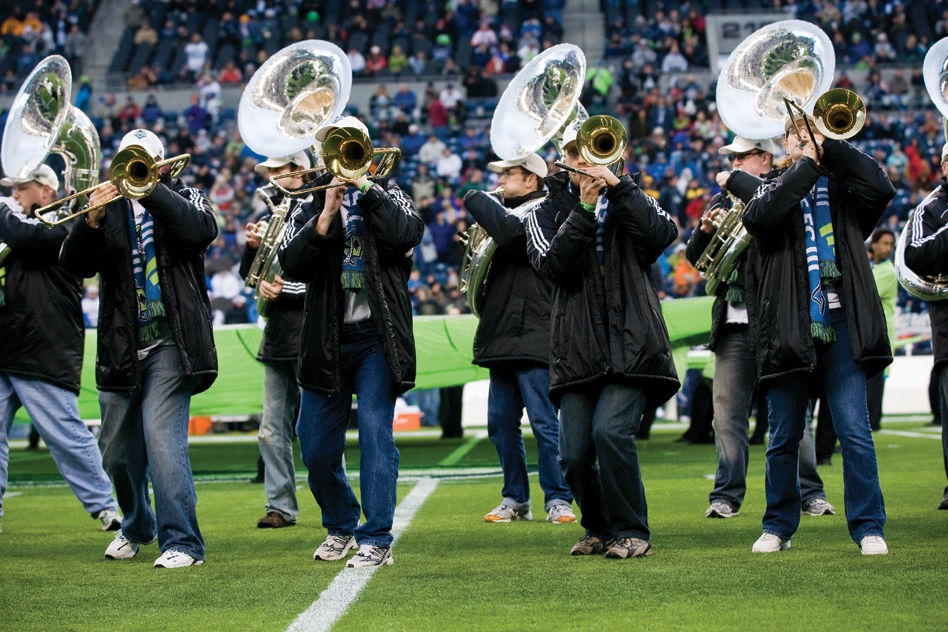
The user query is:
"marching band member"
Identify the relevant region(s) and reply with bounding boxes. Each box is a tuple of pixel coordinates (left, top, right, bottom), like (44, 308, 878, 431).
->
(742, 115, 894, 555)
(61, 129, 219, 568)
(903, 143, 948, 511)
(278, 116, 423, 567)
(0, 164, 120, 534)
(463, 153, 575, 526)
(239, 151, 311, 529)
(687, 137, 835, 520)
(525, 123, 679, 559)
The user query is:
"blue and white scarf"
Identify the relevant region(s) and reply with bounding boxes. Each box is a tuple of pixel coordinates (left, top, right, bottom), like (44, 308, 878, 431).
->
(568, 181, 609, 269)
(340, 187, 365, 290)
(128, 201, 166, 344)
(801, 176, 840, 343)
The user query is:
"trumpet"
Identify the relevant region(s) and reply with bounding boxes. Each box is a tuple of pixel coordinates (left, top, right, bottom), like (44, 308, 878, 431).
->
(554, 115, 627, 179)
(34, 146, 190, 227)
(270, 126, 400, 197)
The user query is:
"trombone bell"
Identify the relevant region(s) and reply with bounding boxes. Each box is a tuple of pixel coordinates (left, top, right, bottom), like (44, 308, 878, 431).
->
(577, 115, 627, 166)
(813, 88, 866, 140)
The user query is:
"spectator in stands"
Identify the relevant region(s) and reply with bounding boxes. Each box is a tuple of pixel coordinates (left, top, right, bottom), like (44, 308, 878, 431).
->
(123, 0, 145, 29)
(118, 96, 141, 126)
(219, 61, 242, 85)
(182, 33, 209, 82)
(364, 46, 388, 75)
(388, 45, 409, 74)
(393, 83, 417, 116)
(140, 94, 162, 126)
(463, 66, 497, 98)
(662, 41, 688, 73)
(419, 135, 447, 166)
(471, 21, 498, 48)
(134, 21, 158, 46)
(65, 24, 87, 74)
(411, 163, 437, 209)
(436, 147, 464, 183)
(427, 93, 451, 130)
(184, 93, 210, 136)
(440, 83, 464, 111)
(369, 84, 392, 120)
(199, 74, 222, 119)
(348, 47, 367, 75)
(74, 75, 92, 112)
(126, 66, 157, 90)
(408, 51, 429, 75)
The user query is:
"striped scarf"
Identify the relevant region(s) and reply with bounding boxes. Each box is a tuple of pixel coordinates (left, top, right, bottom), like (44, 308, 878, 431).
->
(801, 176, 839, 343)
(128, 201, 166, 344)
(340, 187, 365, 290)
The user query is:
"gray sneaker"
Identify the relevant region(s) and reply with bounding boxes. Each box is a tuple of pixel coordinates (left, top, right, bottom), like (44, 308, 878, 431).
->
(803, 498, 836, 516)
(546, 504, 576, 524)
(605, 537, 652, 559)
(484, 502, 532, 522)
(569, 534, 614, 556)
(346, 544, 393, 567)
(705, 500, 738, 518)
(313, 534, 357, 561)
(96, 508, 122, 531)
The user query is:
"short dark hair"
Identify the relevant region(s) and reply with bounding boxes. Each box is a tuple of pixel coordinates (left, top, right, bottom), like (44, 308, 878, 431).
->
(870, 227, 895, 244)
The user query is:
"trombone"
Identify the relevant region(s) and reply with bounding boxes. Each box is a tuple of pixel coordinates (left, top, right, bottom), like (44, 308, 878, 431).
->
(34, 146, 190, 227)
(554, 114, 628, 179)
(269, 126, 400, 197)
(784, 88, 866, 152)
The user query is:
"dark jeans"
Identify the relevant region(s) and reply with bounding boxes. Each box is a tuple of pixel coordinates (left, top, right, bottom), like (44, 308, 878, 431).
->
(763, 311, 886, 543)
(487, 364, 571, 511)
(939, 365, 948, 494)
(296, 322, 399, 548)
(559, 383, 649, 540)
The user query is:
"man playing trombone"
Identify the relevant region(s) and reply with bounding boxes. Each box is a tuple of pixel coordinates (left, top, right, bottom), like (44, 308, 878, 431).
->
(60, 129, 219, 568)
(279, 116, 423, 568)
(525, 122, 679, 559)
(463, 153, 575, 526)
(239, 151, 311, 529)
(0, 164, 121, 534)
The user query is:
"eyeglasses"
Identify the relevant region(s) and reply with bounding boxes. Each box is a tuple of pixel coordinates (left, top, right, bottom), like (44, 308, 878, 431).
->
(729, 150, 765, 162)
(500, 168, 526, 178)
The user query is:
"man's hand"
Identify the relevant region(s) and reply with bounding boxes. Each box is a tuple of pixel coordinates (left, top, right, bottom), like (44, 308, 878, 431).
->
(258, 275, 284, 301)
(316, 178, 346, 235)
(583, 165, 620, 187)
(245, 221, 264, 249)
(715, 171, 730, 188)
(700, 206, 723, 234)
(579, 173, 607, 207)
(85, 182, 117, 228)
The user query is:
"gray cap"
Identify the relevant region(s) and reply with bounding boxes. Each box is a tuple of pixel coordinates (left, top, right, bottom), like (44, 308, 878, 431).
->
(719, 136, 781, 156)
(254, 150, 312, 174)
(487, 153, 548, 178)
(0, 163, 59, 191)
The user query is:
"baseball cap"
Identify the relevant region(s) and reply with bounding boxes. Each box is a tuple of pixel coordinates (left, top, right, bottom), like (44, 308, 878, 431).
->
(719, 136, 781, 156)
(254, 150, 312, 174)
(118, 129, 165, 161)
(0, 163, 60, 191)
(784, 113, 818, 138)
(314, 115, 370, 143)
(558, 120, 583, 154)
(941, 143, 948, 162)
(488, 153, 548, 178)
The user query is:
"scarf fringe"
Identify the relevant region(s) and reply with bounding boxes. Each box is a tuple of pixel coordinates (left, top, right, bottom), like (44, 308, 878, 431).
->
(340, 269, 364, 290)
(138, 321, 164, 345)
(819, 260, 841, 280)
(810, 321, 836, 343)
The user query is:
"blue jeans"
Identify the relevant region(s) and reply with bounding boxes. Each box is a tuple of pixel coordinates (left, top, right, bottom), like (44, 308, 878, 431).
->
(260, 361, 299, 521)
(487, 364, 572, 512)
(0, 374, 116, 520)
(763, 311, 886, 543)
(98, 345, 204, 559)
(296, 321, 399, 548)
(559, 383, 649, 540)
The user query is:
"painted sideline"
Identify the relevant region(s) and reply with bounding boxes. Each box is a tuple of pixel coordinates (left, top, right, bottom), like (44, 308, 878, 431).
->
(285, 477, 439, 632)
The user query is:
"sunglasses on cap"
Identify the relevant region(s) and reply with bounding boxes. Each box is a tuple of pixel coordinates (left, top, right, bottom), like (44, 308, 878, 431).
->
(728, 150, 765, 162)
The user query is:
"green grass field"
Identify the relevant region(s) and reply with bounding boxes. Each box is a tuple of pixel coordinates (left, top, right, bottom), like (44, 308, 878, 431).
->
(2, 421, 946, 631)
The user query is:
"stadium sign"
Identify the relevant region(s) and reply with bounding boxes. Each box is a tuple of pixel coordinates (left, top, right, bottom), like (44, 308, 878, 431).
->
(706, 13, 788, 75)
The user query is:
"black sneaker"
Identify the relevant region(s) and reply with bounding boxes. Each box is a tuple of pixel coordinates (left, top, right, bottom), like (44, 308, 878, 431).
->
(569, 534, 613, 556)
(346, 544, 393, 567)
(605, 537, 652, 559)
(938, 493, 948, 510)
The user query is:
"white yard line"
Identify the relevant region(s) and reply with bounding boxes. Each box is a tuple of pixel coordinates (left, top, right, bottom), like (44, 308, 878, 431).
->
(285, 477, 439, 632)
(878, 429, 942, 440)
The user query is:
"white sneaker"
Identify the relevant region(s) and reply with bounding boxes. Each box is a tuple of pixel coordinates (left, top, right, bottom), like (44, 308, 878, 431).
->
(154, 549, 204, 568)
(859, 535, 888, 555)
(705, 500, 739, 518)
(802, 498, 836, 516)
(546, 504, 576, 524)
(484, 502, 532, 522)
(752, 532, 791, 553)
(95, 508, 122, 531)
(346, 544, 393, 567)
(313, 534, 357, 561)
(105, 531, 140, 559)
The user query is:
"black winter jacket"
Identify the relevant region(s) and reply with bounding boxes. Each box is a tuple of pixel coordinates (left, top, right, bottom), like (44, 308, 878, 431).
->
(238, 194, 307, 364)
(278, 175, 424, 396)
(463, 188, 551, 368)
(742, 139, 895, 383)
(60, 181, 219, 394)
(0, 202, 84, 393)
(685, 170, 764, 351)
(525, 171, 680, 407)
(903, 180, 948, 370)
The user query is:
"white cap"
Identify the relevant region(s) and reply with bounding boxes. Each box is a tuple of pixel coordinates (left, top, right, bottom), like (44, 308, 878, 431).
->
(487, 153, 548, 178)
(254, 150, 312, 174)
(0, 163, 60, 191)
(314, 115, 369, 143)
(941, 143, 948, 163)
(558, 120, 582, 154)
(719, 136, 781, 156)
(118, 129, 165, 161)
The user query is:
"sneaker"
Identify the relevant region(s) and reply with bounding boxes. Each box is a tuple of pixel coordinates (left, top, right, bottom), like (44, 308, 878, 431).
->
(346, 544, 393, 567)
(705, 499, 739, 518)
(95, 508, 122, 531)
(569, 534, 613, 556)
(484, 502, 532, 523)
(256, 511, 296, 528)
(105, 531, 141, 559)
(313, 534, 357, 561)
(605, 537, 652, 559)
(752, 532, 790, 553)
(859, 535, 888, 555)
(546, 504, 576, 524)
(802, 498, 836, 516)
(154, 549, 204, 568)
(938, 493, 948, 510)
